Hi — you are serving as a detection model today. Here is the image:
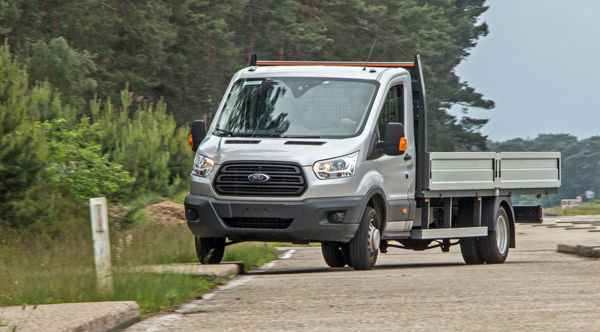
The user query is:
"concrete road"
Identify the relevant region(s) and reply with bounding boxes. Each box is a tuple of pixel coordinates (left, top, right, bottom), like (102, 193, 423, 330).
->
(126, 218, 600, 331)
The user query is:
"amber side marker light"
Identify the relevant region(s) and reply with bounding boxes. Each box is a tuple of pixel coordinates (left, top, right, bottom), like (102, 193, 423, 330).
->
(188, 134, 194, 149)
(399, 137, 407, 152)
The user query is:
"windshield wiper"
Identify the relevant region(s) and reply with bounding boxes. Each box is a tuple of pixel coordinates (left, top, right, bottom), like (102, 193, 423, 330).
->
(280, 135, 322, 138)
(252, 133, 282, 138)
(235, 130, 284, 138)
(214, 127, 237, 137)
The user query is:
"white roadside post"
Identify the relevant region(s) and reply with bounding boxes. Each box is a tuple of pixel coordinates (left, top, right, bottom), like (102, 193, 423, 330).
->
(89, 197, 114, 297)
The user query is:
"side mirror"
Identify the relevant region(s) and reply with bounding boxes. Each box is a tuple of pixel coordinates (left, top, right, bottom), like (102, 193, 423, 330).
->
(189, 120, 207, 152)
(383, 122, 406, 156)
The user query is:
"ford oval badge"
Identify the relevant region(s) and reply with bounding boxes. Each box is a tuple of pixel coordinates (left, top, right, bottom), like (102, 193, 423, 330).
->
(248, 173, 270, 182)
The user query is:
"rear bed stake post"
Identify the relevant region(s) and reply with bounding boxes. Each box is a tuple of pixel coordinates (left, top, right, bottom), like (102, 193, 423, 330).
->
(422, 199, 430, 229)
(474, 197, 482, 227)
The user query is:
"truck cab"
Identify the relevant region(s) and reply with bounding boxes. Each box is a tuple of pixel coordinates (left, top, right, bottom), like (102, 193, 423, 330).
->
(185, 56, 560, 270)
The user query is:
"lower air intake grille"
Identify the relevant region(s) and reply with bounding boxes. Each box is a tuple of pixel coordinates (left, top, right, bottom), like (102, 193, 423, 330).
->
(223, 217, 294, 229)
(214, 162, 307, 196)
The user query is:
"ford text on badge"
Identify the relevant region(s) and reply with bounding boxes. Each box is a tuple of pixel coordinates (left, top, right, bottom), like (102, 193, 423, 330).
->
(248, 173, 270, 182)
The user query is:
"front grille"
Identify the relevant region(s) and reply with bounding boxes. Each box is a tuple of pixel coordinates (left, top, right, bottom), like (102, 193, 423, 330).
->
(214, 162, 307, 196)
(223, 217, 294, 229)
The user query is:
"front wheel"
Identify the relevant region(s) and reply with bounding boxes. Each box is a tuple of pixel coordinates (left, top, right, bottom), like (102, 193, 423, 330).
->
(348, 207, 381, 270)
(321, 242, 347, 267)
(195, 237, 226, 264)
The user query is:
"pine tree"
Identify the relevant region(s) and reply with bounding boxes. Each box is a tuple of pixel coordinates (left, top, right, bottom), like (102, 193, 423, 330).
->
(90, 87, 193, 196)
(231, 0, 494, 151)
(0, 43, 45, 226)
(2, 0, 495, 151)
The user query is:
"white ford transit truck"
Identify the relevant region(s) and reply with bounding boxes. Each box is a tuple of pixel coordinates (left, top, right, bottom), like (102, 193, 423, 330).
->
(184, 55, 560, 270)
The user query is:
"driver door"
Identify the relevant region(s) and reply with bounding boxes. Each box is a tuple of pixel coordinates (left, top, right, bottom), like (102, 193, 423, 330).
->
(376, 78, 415, 202)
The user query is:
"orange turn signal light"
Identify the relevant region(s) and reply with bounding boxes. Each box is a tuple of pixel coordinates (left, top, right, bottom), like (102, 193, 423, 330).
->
(399, 137, 407, 152)
(188, 134, 194, 148)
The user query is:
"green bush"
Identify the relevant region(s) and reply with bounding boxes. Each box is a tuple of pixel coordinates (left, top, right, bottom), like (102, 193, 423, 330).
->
(0, 40, 192, 230)
(40, 118, 134, 200)
(90, 87, 193, 198)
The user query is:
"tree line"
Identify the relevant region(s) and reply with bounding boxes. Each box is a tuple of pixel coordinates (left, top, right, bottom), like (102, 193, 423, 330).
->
(1, 0, 497, 230)
(1, 0, 494, 150)
(489, 134, 600, 207)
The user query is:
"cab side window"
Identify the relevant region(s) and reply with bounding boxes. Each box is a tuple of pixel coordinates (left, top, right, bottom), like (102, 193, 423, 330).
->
(378, 84, 404, 139)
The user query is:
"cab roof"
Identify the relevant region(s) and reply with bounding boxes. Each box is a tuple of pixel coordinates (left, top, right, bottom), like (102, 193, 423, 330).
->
(237, 64, 410, 81)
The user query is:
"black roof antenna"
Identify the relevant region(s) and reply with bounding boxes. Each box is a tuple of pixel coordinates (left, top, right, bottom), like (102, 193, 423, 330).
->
(248, 53, 258, 71)
(363, 39, 377, 71)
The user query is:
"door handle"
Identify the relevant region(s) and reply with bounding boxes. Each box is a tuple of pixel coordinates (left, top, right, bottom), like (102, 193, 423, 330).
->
(404, 154, 412, 161)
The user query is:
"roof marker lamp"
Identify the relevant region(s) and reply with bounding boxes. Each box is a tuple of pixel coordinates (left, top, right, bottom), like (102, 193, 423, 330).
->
(191, 154, 215, 177)
(313, 151, 358, 180)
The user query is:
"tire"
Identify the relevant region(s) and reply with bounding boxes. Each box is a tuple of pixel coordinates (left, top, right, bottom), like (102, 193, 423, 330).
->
(457, 198, 484, 265)
(460, 237, 484, 265)
(321, 242, 347, 267)
(340, 244, 352, 268)
(195, 237, 226, 264)
(348, 207, 381, 270)
(479, 207, 510, 264)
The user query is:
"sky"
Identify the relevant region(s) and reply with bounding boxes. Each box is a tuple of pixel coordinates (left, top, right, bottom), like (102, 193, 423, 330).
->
(450, 0, 600, 142)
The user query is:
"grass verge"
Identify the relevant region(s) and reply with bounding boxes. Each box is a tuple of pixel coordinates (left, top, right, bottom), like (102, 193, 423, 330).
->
(1, 271, 215, 314)
(544, 200, 600, 216)
(223, 243, 278, 271)
(0, 219, 276, 313)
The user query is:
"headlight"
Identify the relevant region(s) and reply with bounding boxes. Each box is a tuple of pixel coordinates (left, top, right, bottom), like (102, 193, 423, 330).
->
(191, 154, 215, 177)
(313, 151, 358, 180)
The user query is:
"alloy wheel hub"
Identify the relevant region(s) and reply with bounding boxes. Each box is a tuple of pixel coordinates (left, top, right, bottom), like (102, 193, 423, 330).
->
(367, 222, 380, 253)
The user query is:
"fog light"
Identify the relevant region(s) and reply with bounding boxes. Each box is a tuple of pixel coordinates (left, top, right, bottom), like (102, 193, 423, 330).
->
(328, 211, 346, 223)
(186, 208, 199, 221)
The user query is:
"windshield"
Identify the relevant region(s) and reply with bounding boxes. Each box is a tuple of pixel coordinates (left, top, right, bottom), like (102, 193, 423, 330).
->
(214, 78, 378, 138)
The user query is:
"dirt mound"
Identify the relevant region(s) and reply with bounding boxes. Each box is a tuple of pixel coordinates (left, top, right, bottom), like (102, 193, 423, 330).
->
(144, 201, 187, 226)
(107, 205, 127, 221)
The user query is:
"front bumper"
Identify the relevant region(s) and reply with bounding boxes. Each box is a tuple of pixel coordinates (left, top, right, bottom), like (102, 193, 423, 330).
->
(184, 194, 366, 243)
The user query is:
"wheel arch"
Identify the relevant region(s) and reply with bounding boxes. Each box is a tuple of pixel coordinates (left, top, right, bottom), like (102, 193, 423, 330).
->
(482, 197, 515, 248)
(500, 200, 516, 249)
(362, 187, 387, 230)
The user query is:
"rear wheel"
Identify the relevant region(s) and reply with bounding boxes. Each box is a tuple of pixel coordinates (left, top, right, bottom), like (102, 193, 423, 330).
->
(459, 206, 511, 265)
(195, 237, 226, 264)
(321, 242, 347, 267)
(348, 207, 380, 270)
(460, 237, 484, 264)
(480, 207, 510, 263)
